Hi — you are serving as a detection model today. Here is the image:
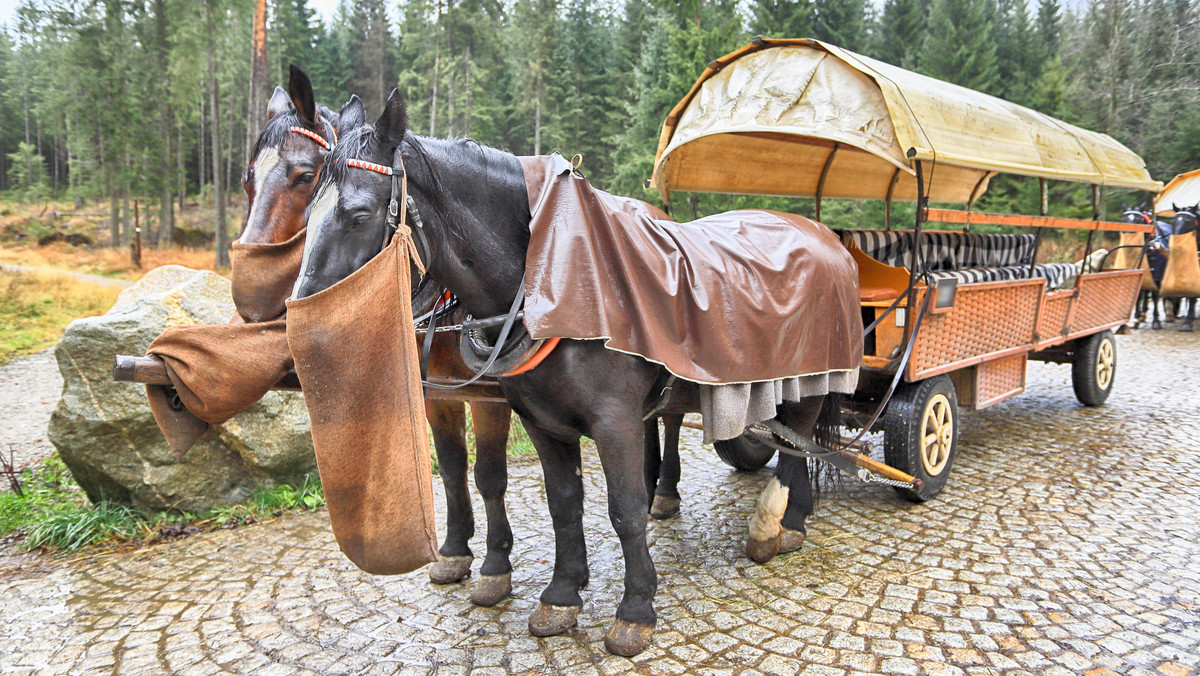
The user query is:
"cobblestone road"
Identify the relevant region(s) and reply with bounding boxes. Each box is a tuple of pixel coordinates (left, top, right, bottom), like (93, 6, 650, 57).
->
(2, 329, 1198, 675)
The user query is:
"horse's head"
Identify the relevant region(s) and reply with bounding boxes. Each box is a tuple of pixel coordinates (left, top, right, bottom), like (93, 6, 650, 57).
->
(1121, 206, 1152, 225)
(239, 66, 352, 244)
(292, 89, 410, 300)
(1172, 206, 1200, 236)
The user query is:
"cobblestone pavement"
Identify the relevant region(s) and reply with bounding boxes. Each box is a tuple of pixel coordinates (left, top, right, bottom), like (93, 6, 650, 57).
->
(0, 348, 63, 472)
(2, 329, 1198, 675)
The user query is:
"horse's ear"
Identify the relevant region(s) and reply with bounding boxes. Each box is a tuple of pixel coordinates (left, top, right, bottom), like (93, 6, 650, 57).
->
(340, 95, 365, 131)
(375, 89, 408, 149)
(288, 65, 317, 127)
(267, 86, 291, 120)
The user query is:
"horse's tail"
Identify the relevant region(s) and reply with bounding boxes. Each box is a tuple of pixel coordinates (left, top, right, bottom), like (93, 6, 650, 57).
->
(809, 392, 845, 505)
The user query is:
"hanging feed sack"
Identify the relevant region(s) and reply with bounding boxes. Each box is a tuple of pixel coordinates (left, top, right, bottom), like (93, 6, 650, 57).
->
(286, 235, 437, 575)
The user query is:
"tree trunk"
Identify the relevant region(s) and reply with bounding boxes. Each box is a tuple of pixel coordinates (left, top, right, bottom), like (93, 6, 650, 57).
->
(430, 1, 441, 136)
(199, 98, 207, 193)
(208, 2, 229, 268)
(122, 191, 132, 246)
(109, 192, 120, 249)
(247, 0, 267, 157)
(227, 76, 236, 203)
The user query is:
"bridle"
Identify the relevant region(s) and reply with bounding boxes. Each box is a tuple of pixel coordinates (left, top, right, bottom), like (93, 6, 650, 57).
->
(341, 145, 553, 387)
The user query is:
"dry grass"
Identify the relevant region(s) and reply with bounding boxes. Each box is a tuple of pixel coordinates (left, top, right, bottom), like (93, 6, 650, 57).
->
(0, 243, 220, 279)
(0, 269, 123, 364)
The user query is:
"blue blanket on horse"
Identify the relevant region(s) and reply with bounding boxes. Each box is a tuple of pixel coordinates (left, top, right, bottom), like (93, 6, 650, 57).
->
(518, 154, 862, 393)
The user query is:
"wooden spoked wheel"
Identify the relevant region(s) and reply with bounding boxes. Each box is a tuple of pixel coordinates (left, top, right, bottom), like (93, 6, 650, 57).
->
(1072, 330, 1116, 406)
(919, 393, 954, 477)
(884, 375, 960, 503)
(1095, 339, 1115, 391)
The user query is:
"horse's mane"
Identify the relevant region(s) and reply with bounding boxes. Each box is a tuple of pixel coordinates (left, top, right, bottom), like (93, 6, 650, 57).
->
(318, 125, 521, 244)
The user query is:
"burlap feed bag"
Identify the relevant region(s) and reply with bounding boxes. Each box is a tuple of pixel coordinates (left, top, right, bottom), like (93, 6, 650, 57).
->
(1160, 231, 1200, 298)
(1113, 231, 1156, 291)
(145, 230, 306, 453)
(285, 235, 437, 575)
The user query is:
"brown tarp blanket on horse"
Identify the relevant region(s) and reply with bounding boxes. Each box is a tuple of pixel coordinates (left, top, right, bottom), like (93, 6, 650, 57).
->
(518, 154, 862, 440)
(286, 234, 438, 575)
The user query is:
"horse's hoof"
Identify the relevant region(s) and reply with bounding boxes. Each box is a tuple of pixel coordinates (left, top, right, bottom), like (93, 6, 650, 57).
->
(778, 527, 805, 554)
(746, 534, 781, 564)
(1180, 323, 1194, 332)
(428, 555, 472, 584)
(1152, 319, 1162, 330)
(528, 603, 579, 636)
(649, 494, 680, 520)
(470, 573, 512, 607)
(604, 619, 655, 656)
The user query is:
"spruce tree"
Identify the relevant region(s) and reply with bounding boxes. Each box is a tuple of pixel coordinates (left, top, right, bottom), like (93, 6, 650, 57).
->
(873, 0, 929, 68)
(811, 0, 868, 51)
(918, 0, 998, 92)
(748, 0, 813, 39)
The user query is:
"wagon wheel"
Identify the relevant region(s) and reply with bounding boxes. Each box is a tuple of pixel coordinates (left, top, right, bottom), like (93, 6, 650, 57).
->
(1071, 330, 1116, 406)
(713, 434, 776, 472)
(884, 375, 959, 503)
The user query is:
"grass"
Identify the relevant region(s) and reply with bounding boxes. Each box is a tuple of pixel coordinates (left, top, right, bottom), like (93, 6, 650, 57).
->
(0, 456, 326, 554)
(0, 241, 220, 280)
(0, 269, 122, 364)
(430, 409, 539, 473)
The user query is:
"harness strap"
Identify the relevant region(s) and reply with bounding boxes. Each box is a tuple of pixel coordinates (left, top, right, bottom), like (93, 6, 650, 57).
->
(289, 126, 332, 150)
(505, 337, 561, 377)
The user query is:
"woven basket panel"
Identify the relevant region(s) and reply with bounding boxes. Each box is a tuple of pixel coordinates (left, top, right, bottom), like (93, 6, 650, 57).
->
(1037, 295, 1072, 341)
(1069, 272, 1142, 335)
(977, 354, 1026, 405)
(910, 281, 1042, 378)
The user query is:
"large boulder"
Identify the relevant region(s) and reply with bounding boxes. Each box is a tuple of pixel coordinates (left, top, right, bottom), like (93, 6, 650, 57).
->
(48, 265, 315, 514)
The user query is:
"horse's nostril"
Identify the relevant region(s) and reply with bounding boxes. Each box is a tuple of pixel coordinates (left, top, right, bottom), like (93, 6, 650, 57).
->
(462, 259, 475, 269)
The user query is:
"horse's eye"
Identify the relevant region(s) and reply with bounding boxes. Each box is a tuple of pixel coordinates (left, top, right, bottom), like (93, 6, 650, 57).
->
(294, 172, 316, 187)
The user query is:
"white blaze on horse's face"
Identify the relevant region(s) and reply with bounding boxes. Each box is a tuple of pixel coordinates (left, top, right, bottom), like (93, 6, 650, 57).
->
(243, 147, 281, 238)
(293, 181, 339, 299)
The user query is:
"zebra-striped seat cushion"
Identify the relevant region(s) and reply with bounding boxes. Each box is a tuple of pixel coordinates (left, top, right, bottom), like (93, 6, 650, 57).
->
(929, 263, 1077, 290)
(840, 230, 1038, 271)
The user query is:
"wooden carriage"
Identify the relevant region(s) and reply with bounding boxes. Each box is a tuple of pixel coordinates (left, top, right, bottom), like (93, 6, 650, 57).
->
(651, 38, 1162, 500)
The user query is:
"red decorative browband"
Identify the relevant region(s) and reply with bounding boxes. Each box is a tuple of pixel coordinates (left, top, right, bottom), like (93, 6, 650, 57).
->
(289, 126, 331, 150)
(346, 158, 394, 176)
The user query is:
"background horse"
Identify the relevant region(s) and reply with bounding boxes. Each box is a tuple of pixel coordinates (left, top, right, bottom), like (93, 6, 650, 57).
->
(1121, 207, 1172, 329)
(1170, 205, 1200, 332)
(291, 90, 843, 656)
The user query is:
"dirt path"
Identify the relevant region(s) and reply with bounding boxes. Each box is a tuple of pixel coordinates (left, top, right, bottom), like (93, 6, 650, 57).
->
(0, 348, 63, 473)
(0, 263, 133, 289)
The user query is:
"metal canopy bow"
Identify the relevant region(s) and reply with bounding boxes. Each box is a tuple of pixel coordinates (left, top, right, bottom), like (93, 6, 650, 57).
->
(651, 38, 1162, 204)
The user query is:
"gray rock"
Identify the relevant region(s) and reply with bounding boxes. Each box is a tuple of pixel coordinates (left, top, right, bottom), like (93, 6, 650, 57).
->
(48, 265, 315, 514)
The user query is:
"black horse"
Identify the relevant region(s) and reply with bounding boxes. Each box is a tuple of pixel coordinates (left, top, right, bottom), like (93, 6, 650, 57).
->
(1170, 205, 1200, 332)
(291, 91, 842, 656)
(1121, 207, 1172, 329)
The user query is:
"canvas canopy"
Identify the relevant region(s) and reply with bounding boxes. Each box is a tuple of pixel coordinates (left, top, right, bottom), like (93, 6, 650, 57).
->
(651, 38, 1161, 204)
(1155, 169, 1200, 216)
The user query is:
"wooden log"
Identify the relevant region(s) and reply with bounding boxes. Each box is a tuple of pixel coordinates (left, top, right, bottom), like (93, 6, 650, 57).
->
(112, 355, 505, 400)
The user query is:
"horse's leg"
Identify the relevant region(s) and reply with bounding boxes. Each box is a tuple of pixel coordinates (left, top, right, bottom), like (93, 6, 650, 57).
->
(1181, 298, 1195, 332)
(650, 414, 683, 519)
(593, 420, 657, 656)
(524, 423, 590, 637)
(468, 401, 514, 606)
(643, 418, 662, 509)
(1151, 290, 1163, 330)
(425, 400, 474, 584)
(746, 396, 824, 564)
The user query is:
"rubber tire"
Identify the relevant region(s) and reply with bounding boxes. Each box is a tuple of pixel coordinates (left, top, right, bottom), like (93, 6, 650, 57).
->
(1072, 330, 1116, 406)
(884, 375, 959, 503)
(713, 434, 776, 472)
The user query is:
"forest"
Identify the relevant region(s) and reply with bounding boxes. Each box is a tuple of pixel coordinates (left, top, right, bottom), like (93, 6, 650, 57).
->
(1, 0, 1198, 256)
